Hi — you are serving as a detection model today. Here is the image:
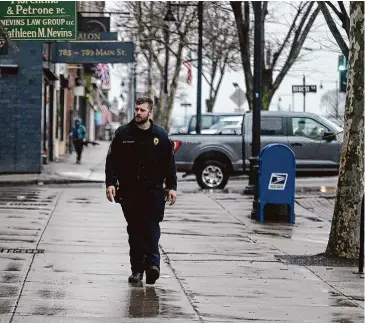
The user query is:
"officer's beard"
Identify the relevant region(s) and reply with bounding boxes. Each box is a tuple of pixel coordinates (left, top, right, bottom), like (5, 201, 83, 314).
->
(134, 114, 149, 125)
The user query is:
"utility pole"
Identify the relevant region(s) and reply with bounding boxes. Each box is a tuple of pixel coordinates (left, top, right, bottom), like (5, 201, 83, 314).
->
(196, 2, 203, 134)
(163, 21, 170, 126)
(244, 1, 262, 201)
(335, 80, 339, 119)
(303, 74, 306, 112)
(250, 1, 263, 217)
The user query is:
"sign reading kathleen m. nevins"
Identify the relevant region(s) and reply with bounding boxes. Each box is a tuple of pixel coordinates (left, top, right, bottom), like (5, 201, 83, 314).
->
(52, 42, 134, 64)
(0, 1, 77, 40)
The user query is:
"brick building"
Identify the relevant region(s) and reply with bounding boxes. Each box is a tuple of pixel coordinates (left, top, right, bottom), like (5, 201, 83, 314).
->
(0, 1, 109, 173)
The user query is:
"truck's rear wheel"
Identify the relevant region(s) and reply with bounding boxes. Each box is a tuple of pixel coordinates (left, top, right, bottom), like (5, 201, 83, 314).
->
(196, 160, 229, 189)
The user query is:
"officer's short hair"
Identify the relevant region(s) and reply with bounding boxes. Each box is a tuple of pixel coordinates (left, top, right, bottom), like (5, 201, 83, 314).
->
(136, 96, 153, 110)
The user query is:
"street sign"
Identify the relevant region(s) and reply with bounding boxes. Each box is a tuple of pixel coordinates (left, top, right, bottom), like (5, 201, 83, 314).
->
(292, 85, 317, 93)
(258, 144, 296, 223)
(77, 32, 118, 41)
(52, 41, 134, 64)
(0, 1, 76, 40)
(229, 88, 246, 108)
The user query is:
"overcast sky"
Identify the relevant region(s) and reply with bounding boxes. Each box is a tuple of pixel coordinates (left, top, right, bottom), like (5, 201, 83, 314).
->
(107, 1, 346, 125)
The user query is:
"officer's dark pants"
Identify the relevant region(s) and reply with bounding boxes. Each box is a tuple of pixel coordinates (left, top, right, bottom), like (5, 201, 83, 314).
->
(120, 187, 165, 274)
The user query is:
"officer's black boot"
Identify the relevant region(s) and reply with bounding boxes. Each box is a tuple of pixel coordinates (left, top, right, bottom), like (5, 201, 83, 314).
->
(146, 266, 160, 285)
(128, 272, 143, 283)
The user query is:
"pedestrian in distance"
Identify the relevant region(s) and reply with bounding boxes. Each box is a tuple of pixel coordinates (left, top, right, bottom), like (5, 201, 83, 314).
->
(71, 118, 86, 164)
(105, 96, 177, 285)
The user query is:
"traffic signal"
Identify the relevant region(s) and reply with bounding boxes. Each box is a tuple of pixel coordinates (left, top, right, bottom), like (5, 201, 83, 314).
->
(339, 69, 348, 93)
(338, 55, 348, 93)
(338, 55, 347, 71)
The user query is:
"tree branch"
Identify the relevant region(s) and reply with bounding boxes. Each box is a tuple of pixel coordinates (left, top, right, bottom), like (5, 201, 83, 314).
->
(231, 1, 253, 104)
(271, 4, 306, 70)
(317, 1, 349, 58)
(337, 1, 350, 36)
(272, 5, 320, 95)
(325, 1, 344, 21)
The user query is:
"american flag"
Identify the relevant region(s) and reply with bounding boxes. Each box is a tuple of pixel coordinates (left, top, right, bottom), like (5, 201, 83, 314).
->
(96, 63, 110, 87)
(99, 104, 111, 124)
(183, 52, 192, 85)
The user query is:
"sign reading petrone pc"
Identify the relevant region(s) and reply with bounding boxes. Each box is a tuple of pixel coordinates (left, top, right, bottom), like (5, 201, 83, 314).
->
(52, 41, 134, 64)
(0, 1, 77, 40)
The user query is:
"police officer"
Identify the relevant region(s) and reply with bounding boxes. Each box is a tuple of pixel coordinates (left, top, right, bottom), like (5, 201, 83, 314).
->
(105, 96, 177, 285)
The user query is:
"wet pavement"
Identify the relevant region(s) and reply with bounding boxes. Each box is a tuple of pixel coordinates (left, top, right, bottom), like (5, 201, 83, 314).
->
(0, 184, 363, 322)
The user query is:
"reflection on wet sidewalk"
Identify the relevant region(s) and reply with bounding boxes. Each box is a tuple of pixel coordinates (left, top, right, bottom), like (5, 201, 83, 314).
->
(127, 285, 160, 318)
(126, 284, 191, 319)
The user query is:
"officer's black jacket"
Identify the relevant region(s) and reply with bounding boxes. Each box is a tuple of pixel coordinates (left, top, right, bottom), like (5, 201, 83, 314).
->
(105, 120, 177, 194)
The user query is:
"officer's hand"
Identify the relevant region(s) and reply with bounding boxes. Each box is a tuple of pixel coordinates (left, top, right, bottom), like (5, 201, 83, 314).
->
(106, 186, 116, 202)
(168, 190, 177, 206)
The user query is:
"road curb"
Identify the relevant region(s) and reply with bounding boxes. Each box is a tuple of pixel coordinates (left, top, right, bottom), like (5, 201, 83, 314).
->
(0, 178, 104, 187)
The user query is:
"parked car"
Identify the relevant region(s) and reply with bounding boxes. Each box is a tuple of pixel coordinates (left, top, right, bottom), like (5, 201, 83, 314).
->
(170, 111, 343, 189)
(214, 125, 242, 135)
(200, 116, 243, 134)
(187, 112, 244, 133)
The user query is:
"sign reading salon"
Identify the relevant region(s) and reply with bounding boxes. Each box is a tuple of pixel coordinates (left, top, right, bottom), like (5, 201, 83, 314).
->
(0, 1, 77, 40)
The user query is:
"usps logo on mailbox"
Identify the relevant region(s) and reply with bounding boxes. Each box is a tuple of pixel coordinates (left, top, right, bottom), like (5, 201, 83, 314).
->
(268, 173, 288, 190)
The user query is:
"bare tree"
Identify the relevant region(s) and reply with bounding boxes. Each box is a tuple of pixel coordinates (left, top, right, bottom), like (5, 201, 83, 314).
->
(317, 1, 349, 59)
(324, 1, 364, 259)
(115, 2, 197, 129)
(188, 2, 240, 112)
(231, 1, 320, 110)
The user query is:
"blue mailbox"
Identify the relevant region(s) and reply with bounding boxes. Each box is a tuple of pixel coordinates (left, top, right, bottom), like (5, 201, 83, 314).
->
(258, 144, 296, 223)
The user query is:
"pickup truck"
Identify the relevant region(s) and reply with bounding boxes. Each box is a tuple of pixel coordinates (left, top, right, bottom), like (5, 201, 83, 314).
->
(170, 111, 343, 189)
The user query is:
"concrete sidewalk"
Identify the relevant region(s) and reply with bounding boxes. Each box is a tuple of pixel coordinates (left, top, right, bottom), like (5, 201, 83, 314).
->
(0, 185, 363, 322)
(160, 192, 364, 322)
(0, 141, 109, 186)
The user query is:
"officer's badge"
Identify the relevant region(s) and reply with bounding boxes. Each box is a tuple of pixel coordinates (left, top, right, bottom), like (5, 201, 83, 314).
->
(153, 137, 159, 145)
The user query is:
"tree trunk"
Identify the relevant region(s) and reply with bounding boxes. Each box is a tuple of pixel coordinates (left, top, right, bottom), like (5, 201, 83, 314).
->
(163, 66, 181, 130)
(152, 70, 165, 126)
(206, 96, 215, 113)
(261, 68, 273, 110)
(326, 1, 364, 259)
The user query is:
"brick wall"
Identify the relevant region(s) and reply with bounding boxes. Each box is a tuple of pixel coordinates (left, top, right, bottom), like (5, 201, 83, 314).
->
(0, 42, 43, 173)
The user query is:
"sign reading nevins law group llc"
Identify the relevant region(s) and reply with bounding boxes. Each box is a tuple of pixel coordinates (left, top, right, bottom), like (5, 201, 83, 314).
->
(52, 41, 134, 64)
(0, 1, 77, 40)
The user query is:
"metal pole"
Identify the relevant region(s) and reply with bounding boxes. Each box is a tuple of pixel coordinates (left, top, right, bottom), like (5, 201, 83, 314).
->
(335, 80, 339, 119)
(292, 92, 294, 112)
(359, 195, 364, 274)
(244, 2, 262, 209)
(303, 74, 306, 112)
(196, 2, 203, 134)
(164, 23, 169, 126)
(185, 105, 188, 126)
(130, 34, 137, 121)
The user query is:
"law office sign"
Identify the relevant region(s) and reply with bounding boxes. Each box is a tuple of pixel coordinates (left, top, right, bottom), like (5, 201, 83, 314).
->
(52, 41, 134, 64)
(0, 1, 77, 40)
